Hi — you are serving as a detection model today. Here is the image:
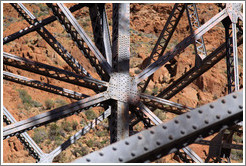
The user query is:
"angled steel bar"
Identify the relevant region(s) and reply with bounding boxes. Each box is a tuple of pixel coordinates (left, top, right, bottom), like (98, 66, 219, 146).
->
(186, 3, 207, 67)
(135, 9, 228, 84)
(47, 3, 112, 80)
(3, 71, 89, 100)
(3, 52, 108, 90)
(156, 34, 243, 99)
(3, 91, 110, 139)
(194, 140, 243, 150)
(137, 103, 203, 163)
(73, 90, 243, 163)
(12, 3, 92, 78)
(141, 3, 185, 92)
(89, 4, 106, 57)
(3, 106, 45, 161)
(39, 108, 111, 163)
(3, 3, 87, 45)
(89, 4, 112, 66)
(140, 93, 192, 110)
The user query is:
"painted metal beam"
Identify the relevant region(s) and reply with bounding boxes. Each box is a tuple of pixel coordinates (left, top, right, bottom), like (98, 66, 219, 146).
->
(135, 8, 228, 84)
(3, 92, 110, 138)
(3, 71, 89, 100)
(73, 90, 243, 163)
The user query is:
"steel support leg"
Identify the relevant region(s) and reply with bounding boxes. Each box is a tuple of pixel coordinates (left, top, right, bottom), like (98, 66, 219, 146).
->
(109, 3, 130, 143)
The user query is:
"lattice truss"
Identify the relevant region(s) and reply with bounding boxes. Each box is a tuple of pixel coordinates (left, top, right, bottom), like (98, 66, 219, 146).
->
(2, 3, 244, 163)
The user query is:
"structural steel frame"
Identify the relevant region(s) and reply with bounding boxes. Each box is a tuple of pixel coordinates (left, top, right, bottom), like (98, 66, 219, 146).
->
(2, 3, 243, 163)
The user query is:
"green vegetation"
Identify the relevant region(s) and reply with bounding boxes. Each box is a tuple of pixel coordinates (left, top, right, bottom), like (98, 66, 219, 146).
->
(55, 99, 68, 107)
(85, 109, 97, 120)
(53, 151, 68, 163)
(17, 89, 42, 110)
(32, 128, 47, 144)
(48, 123, 63, 142)
(153, 109, 166, 121)
(231, 149, 243, 162)
(61, 121, 72, 132)
(95, 130, 108, 137)
(71, 120, 79, 130)
(152, 86, 159, 95)
(85, 139, 94, 148)
(45, 99, 55, 109)
(71, 145, 90, 157)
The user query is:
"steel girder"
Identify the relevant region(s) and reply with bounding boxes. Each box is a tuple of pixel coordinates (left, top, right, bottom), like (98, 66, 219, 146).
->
(73, 90, 243, 163)
(2, 3, 243, 163)
(3, 106, 45, 161)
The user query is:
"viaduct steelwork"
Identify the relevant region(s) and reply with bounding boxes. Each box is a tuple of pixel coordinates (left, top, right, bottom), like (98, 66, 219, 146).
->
(2, 3, 243, 163)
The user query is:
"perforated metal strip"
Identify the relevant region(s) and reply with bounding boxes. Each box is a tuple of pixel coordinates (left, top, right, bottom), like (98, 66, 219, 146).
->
(73, 90, 242, 163)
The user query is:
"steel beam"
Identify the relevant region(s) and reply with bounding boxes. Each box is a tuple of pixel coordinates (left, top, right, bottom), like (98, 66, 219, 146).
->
(89, 4, 112, 66)
(3, 92, 110, 138)
(12, 3, 92, 78)
(3, 71, 89, 100)
(141, 3, 185, 92)
(140, 93, 192, 110)
(3, 4, 87, 45)
(156, 34, 243, 99)
(47, 3, 112, 81)
(3, 52, 108, 90)
(137, 103, 203, 163)
(109, 4, 131, 143)
(39, 108, 111, 163)
(3, 106, 45, 161)
(135, 8, 228, 84)
(73, 90, 243, 163)
(194, 140, 243, 150)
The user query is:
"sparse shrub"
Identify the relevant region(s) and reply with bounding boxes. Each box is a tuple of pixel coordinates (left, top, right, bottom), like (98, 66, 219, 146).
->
(55, 99, 68, 107)
(134, 69, 141, 74)
(85, 139, 94, 147)
(53, 151, 67, 163)
(33, 100, 43, 107)
(17, 89, 42, 109)
(152, 86, 159, 95)
(45, 99, 55, 109)
(72, 120, 79, 130)
(85, 109, 97, 120)
(231, 149, 243, 162)
(153, 109, 166, 121)
(80, 118, 87, 126)
(61, 121, 72, 132)
(49, 123, 63, 141)
(96, 130, 108, 137)
(71, 145, 90, 157)
(33, 128, 47, 144)
(18, 89, 32, 105)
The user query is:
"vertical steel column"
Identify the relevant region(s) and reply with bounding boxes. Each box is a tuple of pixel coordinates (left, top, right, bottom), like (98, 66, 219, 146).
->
(186, 3, 207, 67)
(222, 17, 234, 93)
(231, 23, 239, 91)
(109, 3, 130, 143)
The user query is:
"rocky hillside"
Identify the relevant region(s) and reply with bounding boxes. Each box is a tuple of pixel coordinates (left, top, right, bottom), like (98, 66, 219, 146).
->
(3, 3, 243, 163)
